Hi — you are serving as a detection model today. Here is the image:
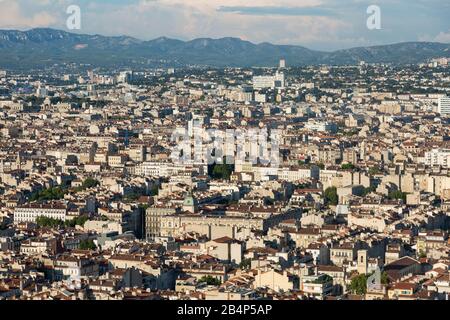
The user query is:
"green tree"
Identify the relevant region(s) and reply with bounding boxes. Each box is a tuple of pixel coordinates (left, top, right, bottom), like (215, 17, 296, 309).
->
(64, 216, 89, 228)
(74, 178, 100, 192)
(362, 186, 376, 196)
(388, 190, 407, 202)
(312, 274, 333, 284)
(209, 160, 234, 181)
(30, 186, 66, 202)
(349, 274, 368, 295)
(324, 187, 338, 206)
(199, 275, 221, 286)
(369, 167, 382, 175)
(239, 258, 252, 270)
(341, 163, 356, 170)
(418, 250, 427, 259)
(381, 271, 389, 285)
(79, 239, 97, 250)
(150, 185, 159, 196)
(124, 193, 142, 201)
(82, 178, 100, 189)
(36, 216, 64, 228)
(350, 272, 389, 295)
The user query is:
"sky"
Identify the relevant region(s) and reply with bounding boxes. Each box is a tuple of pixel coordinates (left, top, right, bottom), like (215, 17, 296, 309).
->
(0, 0, 449, 51)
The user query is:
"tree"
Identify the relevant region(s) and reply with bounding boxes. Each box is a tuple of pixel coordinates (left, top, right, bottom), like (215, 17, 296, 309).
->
(418, 250, 427, 259)
(324, 187, 338, 206)
(316, 163, 325, 170)
(64, 215, 89, 228)
(341, 163, 356, 170)
(74, 178, 100, 192)
(82, 178, 100, 189)
(124, 193, 142, 201)
(369, 167, 382, 175)
(349, 274, 368, 295)
(30, 186, 66, 202)
(350, 271, 389, 295)
(79, 239, 97, 250)
(209, 159, 234, 181)
(36, 216, 64, 228)
(150, 185, 159, 196)
(312, 274, 333, 284)
(199, 275, 221, 286)
(239, 258, 252, 270)
(362, 186, 376, 196)
(381, 271, 389, 285)
(388, 190, 407, 202)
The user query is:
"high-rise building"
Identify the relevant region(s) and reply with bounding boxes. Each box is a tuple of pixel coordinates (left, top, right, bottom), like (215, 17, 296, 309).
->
(87, 70, 95, 82)
(274, 71, 285, 89)
(438, 96, 450, 115)
(118, 71, 133, 84)
(279, 59, 286, 68)
(36, 86, 48, 97)
(253, 75, 276, 89)
(252, 71, 285, 90)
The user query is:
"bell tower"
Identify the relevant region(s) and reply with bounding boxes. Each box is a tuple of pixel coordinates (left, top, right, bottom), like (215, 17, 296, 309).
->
(357, 249, 368, 275)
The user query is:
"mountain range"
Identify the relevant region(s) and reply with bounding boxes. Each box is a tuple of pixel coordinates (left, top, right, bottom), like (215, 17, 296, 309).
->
(0, 28, 449, 69)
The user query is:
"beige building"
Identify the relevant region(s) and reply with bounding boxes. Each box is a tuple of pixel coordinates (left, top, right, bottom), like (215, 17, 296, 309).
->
(254, 269, 297, 292)
(204, 237, 244, 264)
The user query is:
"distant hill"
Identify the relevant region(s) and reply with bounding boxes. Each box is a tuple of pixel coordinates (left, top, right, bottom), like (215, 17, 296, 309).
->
(0, 28, 449, 69)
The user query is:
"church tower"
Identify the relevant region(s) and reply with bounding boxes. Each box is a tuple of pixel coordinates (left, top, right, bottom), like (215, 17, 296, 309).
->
(182, 193, 198, 213)
(357, 249, 368, 275)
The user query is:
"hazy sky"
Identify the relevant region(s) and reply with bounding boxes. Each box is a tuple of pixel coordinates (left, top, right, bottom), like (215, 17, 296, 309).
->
(0, 0, 449, 51)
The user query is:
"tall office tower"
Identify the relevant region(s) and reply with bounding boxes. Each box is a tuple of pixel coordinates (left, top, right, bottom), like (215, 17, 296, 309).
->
(87, 70, 95, 82)
(279, 59, 286, 68)
(438, 96, 450, 115)
(274, 71, 285, 89)
(118, 71, 133, 84)
(36, 85, 48, 97)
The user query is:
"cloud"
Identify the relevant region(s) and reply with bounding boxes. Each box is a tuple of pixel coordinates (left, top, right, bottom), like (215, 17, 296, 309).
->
(434, 31, 450, 43)
(0, 0, 449, 50)
(0, 0, 57, 29)
(216, 6, 334, 16)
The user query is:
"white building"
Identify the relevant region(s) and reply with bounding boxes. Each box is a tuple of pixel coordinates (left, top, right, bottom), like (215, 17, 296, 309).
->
(278, 166, 320, 182)
(254, 93, 267, 103)
(424, 149, 450, 167)
(305, 120, 338, 133)
(438, 96, 450, 115)
(252, 71, 285, 89)
(36, 86, 48, 97)
(14, 202, 67, 223)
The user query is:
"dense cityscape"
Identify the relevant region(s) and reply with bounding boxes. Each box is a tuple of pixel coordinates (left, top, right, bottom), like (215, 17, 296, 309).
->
(0, 54, 449, 301)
